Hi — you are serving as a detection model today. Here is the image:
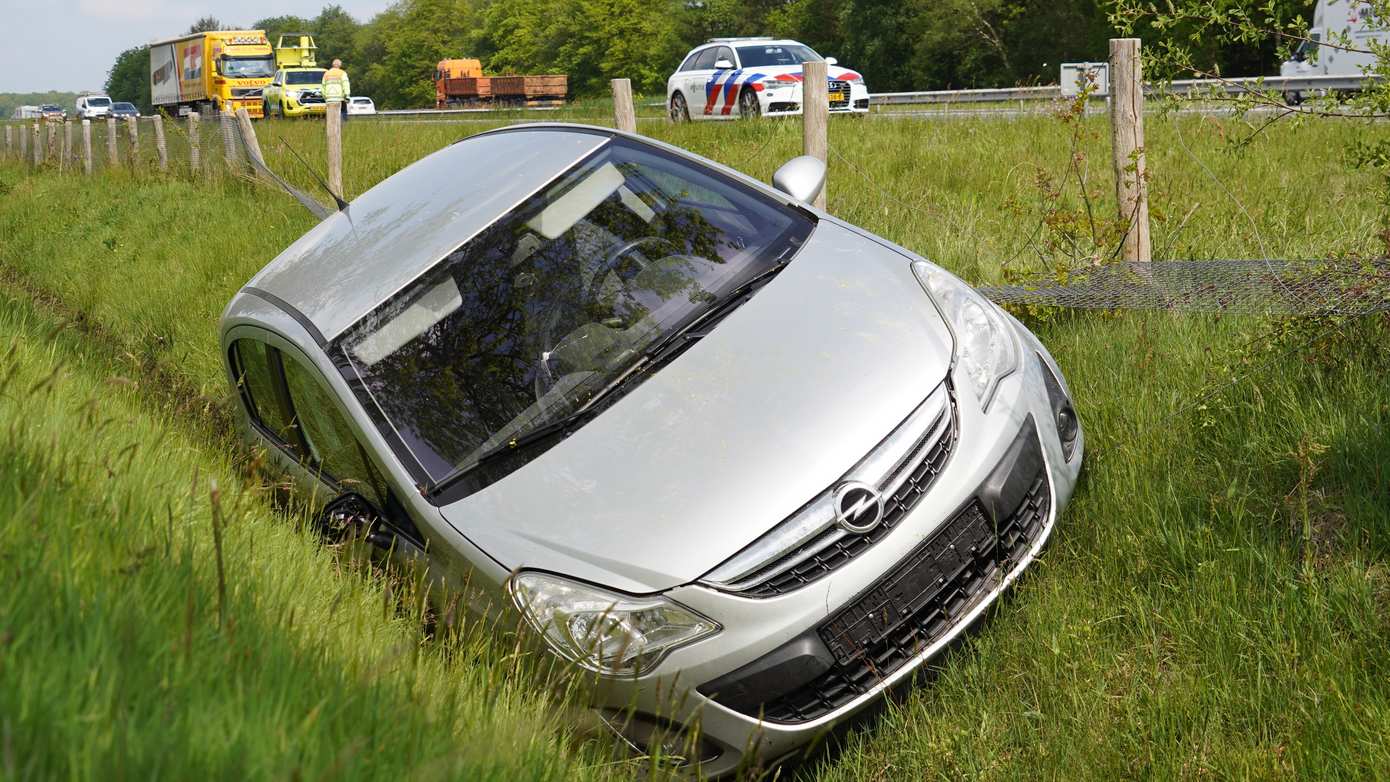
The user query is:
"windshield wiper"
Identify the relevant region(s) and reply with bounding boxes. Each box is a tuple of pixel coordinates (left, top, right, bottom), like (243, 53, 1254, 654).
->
(643, 255, 792, 364)
(428, 405, 602, 498)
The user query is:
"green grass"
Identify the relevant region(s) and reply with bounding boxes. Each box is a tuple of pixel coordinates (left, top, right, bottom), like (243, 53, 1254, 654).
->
(0, 288, 623, 780)
(1, 109, 1388, 779)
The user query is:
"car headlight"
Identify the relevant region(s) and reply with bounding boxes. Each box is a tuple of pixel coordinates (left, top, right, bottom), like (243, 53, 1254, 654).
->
(510, 572, 720, 677)
(912, 260, 1018, 410)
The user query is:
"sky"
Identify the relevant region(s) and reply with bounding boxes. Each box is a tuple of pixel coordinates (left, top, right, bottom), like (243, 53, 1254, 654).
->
(1, 0, 389, 93)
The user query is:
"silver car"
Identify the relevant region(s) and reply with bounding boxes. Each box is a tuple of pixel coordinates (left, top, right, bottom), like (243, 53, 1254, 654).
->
(220, 124, 1083, 776)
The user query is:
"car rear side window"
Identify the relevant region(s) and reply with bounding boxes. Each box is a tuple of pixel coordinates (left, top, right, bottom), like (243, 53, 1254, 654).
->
(231, 339, 296, 445)
(679, 51, 701, 72)
(280, 355, 388, 507)
(692, 48, 719, 70)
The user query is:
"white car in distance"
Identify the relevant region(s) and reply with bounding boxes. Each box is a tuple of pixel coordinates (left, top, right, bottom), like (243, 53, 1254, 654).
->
(346, 96, 376, 115)
(667, 37, 870, 121)
(75, 95, 113, 120)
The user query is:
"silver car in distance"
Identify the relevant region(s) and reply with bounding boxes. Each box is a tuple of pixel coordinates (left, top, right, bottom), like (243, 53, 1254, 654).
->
(219, 124, 1083, 777)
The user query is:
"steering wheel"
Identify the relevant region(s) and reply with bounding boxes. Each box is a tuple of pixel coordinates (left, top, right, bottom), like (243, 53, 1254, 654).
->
(582, 236, 680, 305)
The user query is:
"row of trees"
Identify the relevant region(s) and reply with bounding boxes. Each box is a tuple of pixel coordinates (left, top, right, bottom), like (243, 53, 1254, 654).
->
(104, 0, 1316, 111)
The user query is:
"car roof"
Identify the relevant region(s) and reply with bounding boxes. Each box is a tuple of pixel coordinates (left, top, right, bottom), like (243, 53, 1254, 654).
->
(243, 126, 611, 342)
(698, 38, 802, 48)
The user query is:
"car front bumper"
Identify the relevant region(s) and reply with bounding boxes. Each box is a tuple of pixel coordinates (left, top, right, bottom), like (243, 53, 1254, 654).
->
(588, 320, 1083, 776)
(760, 81, 871, 117)
(281, 98, 327, 117)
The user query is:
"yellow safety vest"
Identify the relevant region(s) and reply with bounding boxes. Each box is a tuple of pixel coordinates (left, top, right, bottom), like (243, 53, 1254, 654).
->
(323, 68, 351, 102)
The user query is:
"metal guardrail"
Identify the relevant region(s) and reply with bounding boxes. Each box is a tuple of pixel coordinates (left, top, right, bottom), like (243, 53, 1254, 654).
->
(375, 105, 563, 117)
(872, 85, 1060, 105)
(314, 73, 1382, 118)
(869, 73, 1378, 107)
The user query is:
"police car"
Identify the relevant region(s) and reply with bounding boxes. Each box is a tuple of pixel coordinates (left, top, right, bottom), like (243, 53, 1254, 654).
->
(667, 37, 870, 121)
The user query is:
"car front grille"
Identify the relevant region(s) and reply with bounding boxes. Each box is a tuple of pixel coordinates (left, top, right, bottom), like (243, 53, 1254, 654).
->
(757, 471, 1050, 724)
(298, 91, 325, 104)
(828, 80, 850, 108)
(232, 88, 263, 98)
(739, 412, 957, 598)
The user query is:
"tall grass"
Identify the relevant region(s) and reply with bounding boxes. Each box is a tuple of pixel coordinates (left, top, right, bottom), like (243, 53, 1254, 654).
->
(0, 289, 623, 780)
(1, 109, 1388, 779)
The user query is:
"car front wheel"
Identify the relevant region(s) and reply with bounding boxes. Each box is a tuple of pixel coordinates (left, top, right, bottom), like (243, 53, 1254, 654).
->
(738, 87, 760, 119)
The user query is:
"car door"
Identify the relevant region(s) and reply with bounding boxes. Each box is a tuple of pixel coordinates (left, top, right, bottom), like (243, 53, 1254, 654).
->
(229, 336, 421, 547)
(710, 46, 742, 116)
(683, 47, 719, 118)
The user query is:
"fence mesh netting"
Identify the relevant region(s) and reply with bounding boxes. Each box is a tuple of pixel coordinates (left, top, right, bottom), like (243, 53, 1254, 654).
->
(981, 260, 1390, 316)
(1, 114, 255, 179)
(2, 115, 330, 218)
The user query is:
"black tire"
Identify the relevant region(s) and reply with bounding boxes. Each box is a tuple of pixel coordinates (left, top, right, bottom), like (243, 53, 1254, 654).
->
(263, 99, 272, 118)
(670, 92, 690, 123)
(738, 87, 761, 119)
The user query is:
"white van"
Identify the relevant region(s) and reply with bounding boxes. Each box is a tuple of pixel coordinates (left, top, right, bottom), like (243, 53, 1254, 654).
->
(75, 95, 114, 120)
(1281, 0, 1387, 80)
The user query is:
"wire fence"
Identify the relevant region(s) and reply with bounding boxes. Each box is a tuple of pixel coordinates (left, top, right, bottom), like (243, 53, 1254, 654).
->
(10, 111, 1389, 322)
(979, 260, 1390, 316)
(0, 113, 257, 179)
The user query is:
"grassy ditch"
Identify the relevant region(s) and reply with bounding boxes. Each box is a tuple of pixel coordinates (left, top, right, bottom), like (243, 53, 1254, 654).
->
(0, 285, 623, 779)
(1, 110, 1389, 779)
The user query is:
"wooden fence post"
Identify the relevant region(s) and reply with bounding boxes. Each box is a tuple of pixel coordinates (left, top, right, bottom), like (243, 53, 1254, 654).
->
(611, 78, 637, 134)
(106, 117, 118, 166)
(32, 123, 41, 168)
(82, 119, 93, 176)
(62, 120, 72, 172)
(126, 116, 139, 166)
(188, 113, 201, 176)
(1109, 38, 1152, 264)
(152, 114, 168, 172)
(46, 122, 57, 163)
(326, 104, 343, 200)
(802, 59, 829, 211)
(19, 122, 28, 162)
(4, 125, 11, 158)
(234, 108, 266, 178)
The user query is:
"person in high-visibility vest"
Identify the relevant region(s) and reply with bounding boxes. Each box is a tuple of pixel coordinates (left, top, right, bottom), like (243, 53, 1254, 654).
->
(322, 59, 351, 122)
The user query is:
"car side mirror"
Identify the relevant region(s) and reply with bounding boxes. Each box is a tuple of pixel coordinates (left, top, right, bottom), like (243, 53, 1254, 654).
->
(714, 58, 734, 70)
(772, 156, 827, 205)
(824, 56, 838, 66)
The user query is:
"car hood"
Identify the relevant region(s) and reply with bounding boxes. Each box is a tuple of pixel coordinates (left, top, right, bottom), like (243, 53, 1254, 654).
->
(440, 221, 951, 594)
(740, 64, 864, 83)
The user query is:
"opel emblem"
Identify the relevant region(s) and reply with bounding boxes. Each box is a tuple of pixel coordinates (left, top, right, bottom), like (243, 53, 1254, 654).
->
(834, 481, 884, 534)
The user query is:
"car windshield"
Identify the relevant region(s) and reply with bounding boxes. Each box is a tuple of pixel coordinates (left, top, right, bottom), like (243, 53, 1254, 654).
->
(220, 56, 276, 79)
(335, 136, 813, 493)
(41, 105, 60, 111)
(736, 44, 822, 67)
(286, 70, 326, 85)
(114, 103, 135, 111)
(87, 97, 111, 106)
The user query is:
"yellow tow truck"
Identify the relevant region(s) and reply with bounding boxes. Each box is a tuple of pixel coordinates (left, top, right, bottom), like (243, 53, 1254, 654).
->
(262, 34, 328, 118)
